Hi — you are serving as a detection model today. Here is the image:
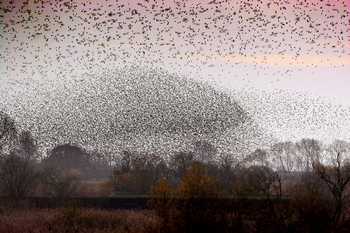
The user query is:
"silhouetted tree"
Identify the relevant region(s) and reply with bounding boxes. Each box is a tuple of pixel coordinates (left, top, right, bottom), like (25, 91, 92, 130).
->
(193, 140, 217, 163)
(245, 165, 281, 198)
(43, 144, 92, 179)
(177, 162, 221, 198)
(112, 151, 170, 195)
(271, 141, 298, 172)
(0, 131, 39, 199)
(296, 138, 322, 172)
(312, 140, 350, 229)
(86, 149, 111, 179)
(170, 151, 195, 179)
(250, 148, 270, 167)
(41, 166, 80, 198)
(0, 111, 17, 155)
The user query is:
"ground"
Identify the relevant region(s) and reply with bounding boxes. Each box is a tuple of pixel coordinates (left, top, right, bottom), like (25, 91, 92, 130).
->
(0, 208, 159, 233)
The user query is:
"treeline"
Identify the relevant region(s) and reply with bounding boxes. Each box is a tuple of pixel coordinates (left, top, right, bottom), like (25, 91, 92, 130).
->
(2, 111, 350, 232)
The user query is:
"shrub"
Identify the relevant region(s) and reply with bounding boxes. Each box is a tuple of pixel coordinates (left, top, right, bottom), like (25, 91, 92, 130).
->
(150, 163, 246, 233)
(177, 162, 221, 199)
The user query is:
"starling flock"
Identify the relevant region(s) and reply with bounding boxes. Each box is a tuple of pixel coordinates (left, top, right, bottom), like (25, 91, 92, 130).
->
(0, 0, 349, 154)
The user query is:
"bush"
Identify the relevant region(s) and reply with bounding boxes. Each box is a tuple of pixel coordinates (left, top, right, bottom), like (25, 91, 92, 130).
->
(151, 163, 246, 233)
(177, 162, 221, 199)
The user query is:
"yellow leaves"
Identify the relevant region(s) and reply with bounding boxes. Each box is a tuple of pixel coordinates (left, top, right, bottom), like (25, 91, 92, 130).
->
(151, 163, 221, 199)
(177, 163, 220, 199)
(151, 178, 174, 199)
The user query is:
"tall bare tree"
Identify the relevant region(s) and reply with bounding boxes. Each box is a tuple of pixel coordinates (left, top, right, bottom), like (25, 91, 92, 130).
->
(312, 140, 350, 228)
(271, 141, 297, 172)
(296, 138, 322, 172)
(0, 111, 17, 155)
(0, 130, 39, 199)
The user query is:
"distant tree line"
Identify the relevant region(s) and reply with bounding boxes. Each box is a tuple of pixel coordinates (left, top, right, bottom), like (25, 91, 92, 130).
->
(2, 111, 350, 231)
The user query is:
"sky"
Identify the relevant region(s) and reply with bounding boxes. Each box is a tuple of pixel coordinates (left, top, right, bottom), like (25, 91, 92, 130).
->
(0, 0, 350, 150)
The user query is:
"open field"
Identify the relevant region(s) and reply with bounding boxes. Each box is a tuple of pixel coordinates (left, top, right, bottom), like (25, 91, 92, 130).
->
(0, 208, 159, 233)
(0, 196, 347, 233)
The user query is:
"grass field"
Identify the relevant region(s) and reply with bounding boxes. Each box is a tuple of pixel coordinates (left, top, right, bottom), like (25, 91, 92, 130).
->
(0, 208, 159, 233)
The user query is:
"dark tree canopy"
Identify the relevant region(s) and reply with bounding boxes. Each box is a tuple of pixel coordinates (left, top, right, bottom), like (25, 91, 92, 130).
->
(0, 111, 17, 154)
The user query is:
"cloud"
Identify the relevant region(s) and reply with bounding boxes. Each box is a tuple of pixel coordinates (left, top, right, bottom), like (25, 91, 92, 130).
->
(191, 53, 350, 68)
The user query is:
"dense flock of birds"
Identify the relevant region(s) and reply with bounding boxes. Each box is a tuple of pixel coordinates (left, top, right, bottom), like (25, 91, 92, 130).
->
(0, 0, 349, 154)
(1, 0, 348, 79)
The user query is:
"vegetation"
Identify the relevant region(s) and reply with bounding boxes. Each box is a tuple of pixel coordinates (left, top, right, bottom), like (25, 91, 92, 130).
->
(2, 111, 350, 232)
(0, 208, 159, 233)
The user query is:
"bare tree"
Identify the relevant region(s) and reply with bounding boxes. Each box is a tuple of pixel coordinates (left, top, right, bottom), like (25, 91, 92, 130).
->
(245, 165, 281, 198)
(193, 140, 217, 164)
(296, 138, 322, 172)
(111, 150, 171, 195)
(18, 130, 39, 160)
(217, 152, 235, 192)
(41, 166, 80, 198)
(232, 164, 281, 199)
(249, 148, 270, 167)
(170, 151, 195, 179)
(271, 141, 297, 172)
(312, 140, 350, 228)
(0, 131, 39, 199)
(0, 112, 17, 155)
